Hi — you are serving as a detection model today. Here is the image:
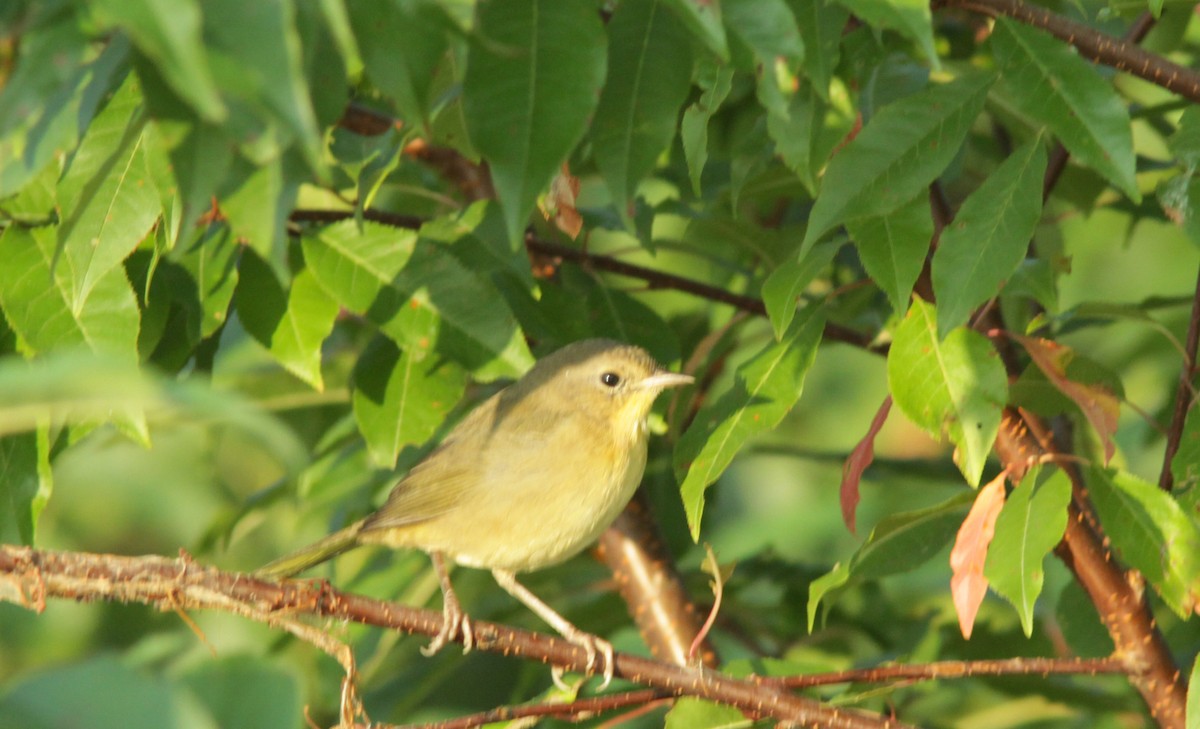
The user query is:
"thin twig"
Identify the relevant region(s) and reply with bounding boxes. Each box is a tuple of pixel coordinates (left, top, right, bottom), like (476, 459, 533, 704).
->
(767, 656, 1126, 688)
(1158, 264, 1200, 490)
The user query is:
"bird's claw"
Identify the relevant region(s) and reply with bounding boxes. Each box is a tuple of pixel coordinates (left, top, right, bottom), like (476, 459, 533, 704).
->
(551, 632, 614, 691)
(422, 596, 473, 656)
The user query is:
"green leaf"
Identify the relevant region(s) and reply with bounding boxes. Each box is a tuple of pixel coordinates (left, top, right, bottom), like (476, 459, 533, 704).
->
(665, 697, 747, 729)
(681, 60, 734, 195)
(661, 0, 729, 60)
(0, 655, 217, 729)
(984, 466, 1071, 636)
(347, 0, 450, 131)
(463, 0, 606, 244)
(990, 18, 1139, 202)
(56, 76, 162, 304)
(0, 351, 308, 471)
(802, 73, 994, 250)
(173, 223, 241, 340)
(1087, 466, 1200, 618)
(592, 0, 693, 207)
(765, 82, 829, 193)
(808, 491, 975, 629)
(303, 221, 534, 378)
(301, 220, 418, 314)
(352, 335, 468, 468)
(235, 249, 339, 390)
(1172, 404, 1200, 491)
(789, 0, 848, 99)
(0, 428, 52, 545)
(0, 17, 127, 197)
(156, 119, 233, 240)
(0, 226, 140, 361)
(846, 194, 931, 315)
(722, 0, 804, 67)
(203, 0, 324, 172)
(676, 306, 825, 539)
(887, 298, 1007, 485)
(762, 240, 841, 338)
(90, 0, 226, 122)
(932, 136, 1047, 337)
(219, 156, 291, 257)
(181, 656, 300, 729)
(833, 0, 937, 63)
(391, 240, 535, 379)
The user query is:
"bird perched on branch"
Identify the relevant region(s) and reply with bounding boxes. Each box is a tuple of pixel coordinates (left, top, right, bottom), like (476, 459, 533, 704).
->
(258, 338, 693, 686)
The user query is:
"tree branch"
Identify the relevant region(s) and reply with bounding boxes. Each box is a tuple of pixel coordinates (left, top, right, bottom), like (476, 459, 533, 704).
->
(1158, 263, 1200, 490)
(935, 0, 1200, 103)
(0, 545, 911, 729)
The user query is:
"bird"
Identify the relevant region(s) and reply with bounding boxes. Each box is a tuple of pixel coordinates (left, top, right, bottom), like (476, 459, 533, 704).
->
(257, 338, 693, 686)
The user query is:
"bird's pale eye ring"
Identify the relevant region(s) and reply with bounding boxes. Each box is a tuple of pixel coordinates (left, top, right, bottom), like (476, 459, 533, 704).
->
(600, 372, 621, 387)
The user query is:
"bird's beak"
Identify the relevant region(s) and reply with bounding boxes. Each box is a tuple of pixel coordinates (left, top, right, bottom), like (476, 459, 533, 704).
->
(638, 371, 694, 390)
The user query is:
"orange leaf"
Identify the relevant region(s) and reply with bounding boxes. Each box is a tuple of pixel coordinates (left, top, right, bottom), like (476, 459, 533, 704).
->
(950, 473, 1007, 639)
(841, 395, 892, 534)
(1016, 335, 1119, 464)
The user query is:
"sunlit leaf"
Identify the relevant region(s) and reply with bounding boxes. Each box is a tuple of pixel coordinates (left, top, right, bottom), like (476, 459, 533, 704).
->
(0, 227, 140, 362)
(0, 427, 52, 546)
(235, 249, 339, 391)
(985, 466, 1071, 637)
(56, 76, 162, 304)
(887, 298, 1007, 486)
(90, 0, 226, 122)
(352, 336, 468, 468)
(1087, 466, 1200, 618)
(676, 307, 825, 539)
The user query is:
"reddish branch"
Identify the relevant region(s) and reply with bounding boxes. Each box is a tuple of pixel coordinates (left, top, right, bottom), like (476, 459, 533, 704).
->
(772, 656, 1126, 688)
(0, 545, 910, 729)
(935, 0, 1200, 103)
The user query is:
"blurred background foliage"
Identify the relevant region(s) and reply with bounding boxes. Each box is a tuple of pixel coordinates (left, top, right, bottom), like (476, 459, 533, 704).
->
(1, 0, 1199, 727)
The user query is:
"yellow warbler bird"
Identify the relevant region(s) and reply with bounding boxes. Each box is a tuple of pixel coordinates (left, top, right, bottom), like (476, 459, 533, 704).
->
(258, 338, 693, 685)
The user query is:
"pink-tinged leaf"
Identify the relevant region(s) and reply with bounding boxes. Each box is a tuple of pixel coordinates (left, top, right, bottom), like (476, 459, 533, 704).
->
(841, 395, 893, 534)
(950, 473, 1007, 639)
(1016, 335, 1119, 463)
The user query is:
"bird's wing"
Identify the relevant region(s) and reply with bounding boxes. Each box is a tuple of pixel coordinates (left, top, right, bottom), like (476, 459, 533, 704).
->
(359, 440, 481, 532)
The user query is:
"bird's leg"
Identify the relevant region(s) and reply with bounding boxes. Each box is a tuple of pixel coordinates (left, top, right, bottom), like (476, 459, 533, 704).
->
(491, 569, 614, 690)
(422, 552, 474, 656)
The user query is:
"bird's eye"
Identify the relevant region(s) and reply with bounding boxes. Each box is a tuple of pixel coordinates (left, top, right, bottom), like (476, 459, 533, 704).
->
(600, 372, 621, 388)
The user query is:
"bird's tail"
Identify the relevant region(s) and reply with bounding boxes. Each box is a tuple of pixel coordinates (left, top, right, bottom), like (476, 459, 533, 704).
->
(255, 520, 366, 578)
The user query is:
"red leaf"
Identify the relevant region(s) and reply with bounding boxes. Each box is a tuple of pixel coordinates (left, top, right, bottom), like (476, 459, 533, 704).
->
(841, 395, 893, 534)
(1016, 335, 1120, 464)
(949, 473, 1007, 639)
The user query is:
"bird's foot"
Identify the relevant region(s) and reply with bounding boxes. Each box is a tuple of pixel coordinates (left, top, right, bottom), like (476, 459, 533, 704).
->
(550, 628, 614, 691)
(421, 592, 474, 656)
